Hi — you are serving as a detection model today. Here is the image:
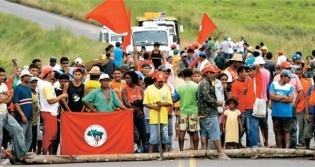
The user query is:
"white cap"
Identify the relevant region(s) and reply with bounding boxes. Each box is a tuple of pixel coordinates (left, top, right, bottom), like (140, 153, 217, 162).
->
(20, 69, 31, 79)
(75, 58, 83, 64)
(99, 73, 110, 81)
(254, 56, 266, 65)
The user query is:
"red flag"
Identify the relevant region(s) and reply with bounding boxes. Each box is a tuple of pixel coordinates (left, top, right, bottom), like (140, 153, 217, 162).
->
(61, 111, 134, 155)
(197, 13, 217, 44)
(85, 0, 129, 34)
(122, 9, 131, 51)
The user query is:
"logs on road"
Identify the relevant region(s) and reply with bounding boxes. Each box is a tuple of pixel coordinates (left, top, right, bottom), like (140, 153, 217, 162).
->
(24, 148, 315, 164)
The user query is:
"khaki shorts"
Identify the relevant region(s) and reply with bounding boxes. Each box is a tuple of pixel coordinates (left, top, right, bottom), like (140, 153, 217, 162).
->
(179, 113, 200, 132)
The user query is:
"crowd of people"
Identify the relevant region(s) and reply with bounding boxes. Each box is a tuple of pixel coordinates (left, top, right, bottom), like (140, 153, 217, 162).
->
(1, 37, 315, 162)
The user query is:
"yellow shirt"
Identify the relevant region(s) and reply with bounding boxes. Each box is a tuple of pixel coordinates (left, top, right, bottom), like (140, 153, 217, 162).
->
(143, 84, 172, 124)
(85, 80, 101, 92)
(172, 54, 181, 75)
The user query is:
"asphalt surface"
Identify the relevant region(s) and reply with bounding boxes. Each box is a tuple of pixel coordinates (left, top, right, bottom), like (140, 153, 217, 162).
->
(0, 0, 100, 40)
(1, 0, 315, 166)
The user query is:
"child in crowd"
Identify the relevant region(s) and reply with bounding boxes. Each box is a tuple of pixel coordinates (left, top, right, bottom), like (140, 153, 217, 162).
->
(192, 70, 202, 84)
(223, 98, 242, 149)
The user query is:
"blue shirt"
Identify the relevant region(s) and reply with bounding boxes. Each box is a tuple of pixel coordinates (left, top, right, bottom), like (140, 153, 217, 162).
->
(269, 81, 293, 117)
(113, 47, 123, 67)
(12, 84, 33, 122)
(307, 86, 315, 114)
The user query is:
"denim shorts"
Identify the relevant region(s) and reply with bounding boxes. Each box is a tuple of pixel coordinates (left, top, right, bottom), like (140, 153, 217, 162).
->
(200, 115, 220, 141)
(149, 124, 169, 145)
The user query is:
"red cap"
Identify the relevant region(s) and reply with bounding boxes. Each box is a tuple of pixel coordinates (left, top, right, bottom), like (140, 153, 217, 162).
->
(202, 64, 221, 75)
(277, 50, 284, 55)
(280, 61, 291, 68)
(193, 43, 199, 49)
(154, 72, 166, 82)
(39, 66, 53, 78)
(187, 45, 195, 50)
(170, 44, 176, 49)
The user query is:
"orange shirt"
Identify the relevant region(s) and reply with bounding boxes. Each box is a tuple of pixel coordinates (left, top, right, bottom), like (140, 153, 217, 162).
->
(297, 78, 311, 113)
(125, 85, 142, 104)
(109, 80, 127, 102)
(231, 78, 250, 112)
(246, 73, 263, 110)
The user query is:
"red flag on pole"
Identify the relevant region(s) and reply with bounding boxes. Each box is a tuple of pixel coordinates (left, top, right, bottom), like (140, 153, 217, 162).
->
(122, 9, 131, 51)
(61, 111, 134, 155)
(85, 0, 129, 34)
(197, 13, 217, 44)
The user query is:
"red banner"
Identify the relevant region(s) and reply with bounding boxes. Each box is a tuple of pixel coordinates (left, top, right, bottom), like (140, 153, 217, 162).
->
(197, 13, 217, 44)
(85, 0, 129, 34)
(61, 110, 134, 155)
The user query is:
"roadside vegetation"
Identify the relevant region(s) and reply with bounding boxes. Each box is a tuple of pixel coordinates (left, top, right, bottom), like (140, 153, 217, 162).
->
(0, 13, 104, 71)
(7, 0, 315, 57)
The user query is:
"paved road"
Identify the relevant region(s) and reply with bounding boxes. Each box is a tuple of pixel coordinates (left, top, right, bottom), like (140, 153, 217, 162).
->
(0, 0, 100, 40)
(1, 0, 314, 166)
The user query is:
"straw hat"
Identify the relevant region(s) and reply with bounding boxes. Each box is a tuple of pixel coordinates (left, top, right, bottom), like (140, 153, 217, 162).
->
(229, 54, 243, 62)
(88, 66, 103, 76)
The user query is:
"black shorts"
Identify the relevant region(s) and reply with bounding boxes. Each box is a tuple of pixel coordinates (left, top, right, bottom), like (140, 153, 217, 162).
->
(272, 117, 291, 133)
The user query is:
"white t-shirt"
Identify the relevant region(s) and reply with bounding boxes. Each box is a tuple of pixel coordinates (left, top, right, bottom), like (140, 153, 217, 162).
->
(0, 83, 8, 115)
(277, 55, 287, 65)
(38, 80, 59, 116)
(220, 40, 230, 54)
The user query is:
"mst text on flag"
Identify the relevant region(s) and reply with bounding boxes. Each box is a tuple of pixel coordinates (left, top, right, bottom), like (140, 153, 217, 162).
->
(61, 110, 134, 155)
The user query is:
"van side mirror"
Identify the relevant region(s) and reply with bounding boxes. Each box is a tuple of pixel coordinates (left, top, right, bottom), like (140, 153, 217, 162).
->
(173, 35, 178, 42)
(180, 25, 184, 33)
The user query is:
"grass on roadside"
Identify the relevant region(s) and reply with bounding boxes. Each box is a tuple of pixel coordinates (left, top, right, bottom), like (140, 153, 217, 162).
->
(0, 12, 105, 72)
(11, 0, 315, 56)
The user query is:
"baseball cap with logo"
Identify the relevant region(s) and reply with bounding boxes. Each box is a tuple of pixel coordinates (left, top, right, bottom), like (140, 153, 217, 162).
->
(154, 72, 166, 82)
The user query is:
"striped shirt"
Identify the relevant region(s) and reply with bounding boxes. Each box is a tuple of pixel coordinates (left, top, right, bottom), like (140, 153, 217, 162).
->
(13, 84, 33, 122)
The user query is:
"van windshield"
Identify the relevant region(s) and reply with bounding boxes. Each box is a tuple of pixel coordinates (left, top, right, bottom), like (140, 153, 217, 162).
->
(133, 30, 168, 46)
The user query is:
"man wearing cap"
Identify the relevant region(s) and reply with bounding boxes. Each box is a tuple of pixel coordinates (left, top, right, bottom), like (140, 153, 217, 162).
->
(38, 65, 68, 155)
(277, 50, 287, 65)
(269, 70, 294, 148)
(63, 67, 88, 112)
(261, 46, 268, 58)
(198, 52, 210, 71)
(274, 61, 303, 148)
(178, 53, 189, 72)
(13, 70, 33, 151)
(0, 68, 36, 162)
(292, 54, 303, 70)
(244, 64, 262, 150)
(198, 65, 230, 160)
(143, 72, 172, 153)
(83, 73, 129, 112)
(254, 57, 271, 147)
(172, 49, 181, 75)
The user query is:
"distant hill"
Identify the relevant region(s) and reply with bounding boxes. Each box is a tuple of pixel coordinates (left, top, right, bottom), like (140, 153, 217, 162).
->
(10, 0, 315, 55)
